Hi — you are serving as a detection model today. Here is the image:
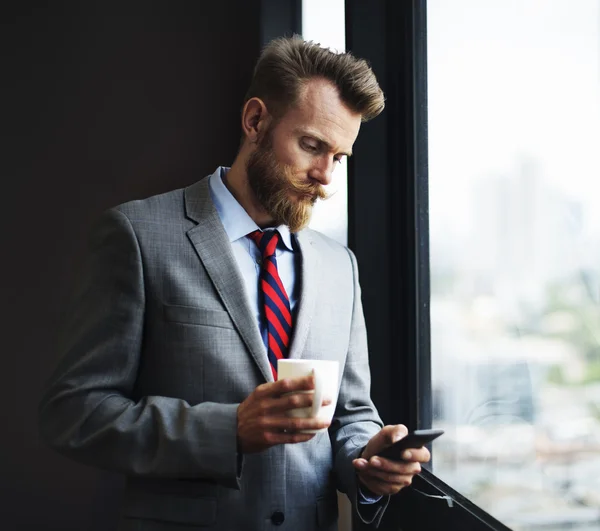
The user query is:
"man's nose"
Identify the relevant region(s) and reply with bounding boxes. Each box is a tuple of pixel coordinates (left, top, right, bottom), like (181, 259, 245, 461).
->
(308, 156, 334, 186)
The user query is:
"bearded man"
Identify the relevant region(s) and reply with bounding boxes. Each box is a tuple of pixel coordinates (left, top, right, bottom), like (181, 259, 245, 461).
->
(39, 37, 430, 531)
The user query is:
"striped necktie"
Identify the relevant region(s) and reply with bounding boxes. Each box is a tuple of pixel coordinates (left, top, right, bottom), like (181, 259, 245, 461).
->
(248, 230, 292, 379)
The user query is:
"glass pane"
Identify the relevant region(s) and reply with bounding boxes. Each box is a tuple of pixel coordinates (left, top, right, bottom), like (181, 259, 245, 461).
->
(303, 0, 348, 245)
(427, 1, 600, 529)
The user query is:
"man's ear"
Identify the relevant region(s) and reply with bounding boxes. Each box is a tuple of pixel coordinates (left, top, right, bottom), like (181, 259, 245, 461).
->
(241, 97, 271, 144)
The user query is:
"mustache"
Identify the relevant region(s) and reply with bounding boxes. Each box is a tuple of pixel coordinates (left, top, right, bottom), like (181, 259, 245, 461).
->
(285, 176, 330, 201)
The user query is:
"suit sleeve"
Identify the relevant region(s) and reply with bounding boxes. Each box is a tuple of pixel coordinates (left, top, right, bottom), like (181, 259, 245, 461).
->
(38, 208, 241, 488)
(330, 248, 390, 527)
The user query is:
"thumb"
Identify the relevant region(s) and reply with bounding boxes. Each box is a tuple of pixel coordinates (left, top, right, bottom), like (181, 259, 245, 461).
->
(363, 424, 408, 459)
(380, 424, 408, 449)
(388, 424, 408, 444)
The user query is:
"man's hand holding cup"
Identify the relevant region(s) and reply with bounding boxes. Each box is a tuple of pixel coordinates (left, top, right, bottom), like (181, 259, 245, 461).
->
(237, 359, 339, 453)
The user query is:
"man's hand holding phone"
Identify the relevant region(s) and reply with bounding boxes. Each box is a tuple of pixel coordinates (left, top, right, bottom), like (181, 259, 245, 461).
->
(352, 425, 439, 496)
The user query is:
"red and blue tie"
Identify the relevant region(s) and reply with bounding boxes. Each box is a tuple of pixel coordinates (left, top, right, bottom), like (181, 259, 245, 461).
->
(249, 230, 292, 379)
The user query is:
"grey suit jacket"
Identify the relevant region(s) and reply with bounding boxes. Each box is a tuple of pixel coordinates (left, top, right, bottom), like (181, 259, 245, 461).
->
(39, 175, 388, 530)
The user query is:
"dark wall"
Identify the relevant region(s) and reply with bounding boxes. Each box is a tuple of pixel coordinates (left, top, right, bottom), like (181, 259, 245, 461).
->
(2, 3, 260, 530)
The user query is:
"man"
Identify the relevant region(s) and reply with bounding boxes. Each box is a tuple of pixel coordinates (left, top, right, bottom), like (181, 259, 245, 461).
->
(39, 37, 429, 530)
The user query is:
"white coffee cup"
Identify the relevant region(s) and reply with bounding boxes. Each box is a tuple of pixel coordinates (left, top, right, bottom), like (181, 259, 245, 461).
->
(277, 359, 339, 433)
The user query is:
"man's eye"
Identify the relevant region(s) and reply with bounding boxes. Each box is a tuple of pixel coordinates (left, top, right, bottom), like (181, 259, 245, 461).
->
(302, 139, 319, 152)
(334, 156, 343, 164)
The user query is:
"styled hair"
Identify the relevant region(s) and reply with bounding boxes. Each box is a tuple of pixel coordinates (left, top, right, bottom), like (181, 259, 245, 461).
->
(244, 35, 385, 122)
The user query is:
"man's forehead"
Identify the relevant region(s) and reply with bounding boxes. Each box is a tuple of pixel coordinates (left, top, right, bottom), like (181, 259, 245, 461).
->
(296, 79, 350, 116)
(282, 79, 361, 150)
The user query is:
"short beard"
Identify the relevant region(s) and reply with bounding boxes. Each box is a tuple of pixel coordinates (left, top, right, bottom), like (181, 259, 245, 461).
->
(246, 130, 329, 233)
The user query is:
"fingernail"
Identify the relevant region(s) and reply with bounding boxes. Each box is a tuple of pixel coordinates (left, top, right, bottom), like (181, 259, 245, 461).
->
(354, 459, 367, 469)
(403, 450, 412, 460)
(371, 457, 381, 467)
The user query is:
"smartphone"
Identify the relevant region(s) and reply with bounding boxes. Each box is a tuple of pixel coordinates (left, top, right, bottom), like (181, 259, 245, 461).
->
(377, 429, 445, 461)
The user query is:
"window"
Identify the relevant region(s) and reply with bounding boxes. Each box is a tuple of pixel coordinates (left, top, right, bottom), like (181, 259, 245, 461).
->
(346, 0, 600, 528)
(303, 0, 348, 245)
(428, 1, 600, 529)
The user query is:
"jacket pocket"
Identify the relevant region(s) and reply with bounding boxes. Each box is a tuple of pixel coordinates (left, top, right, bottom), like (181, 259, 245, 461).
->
(163, 304, 234, 330)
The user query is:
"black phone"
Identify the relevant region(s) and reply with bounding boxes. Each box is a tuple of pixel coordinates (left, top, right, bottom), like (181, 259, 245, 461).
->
(377, 429, 445, 461)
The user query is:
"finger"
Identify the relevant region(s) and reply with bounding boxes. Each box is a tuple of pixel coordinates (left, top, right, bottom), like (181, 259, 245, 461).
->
(360, 466, 418, 485)
(253, 381, 281, 399)
(273, 374, 317, 395)
(400, 447, 431, 463)
(268, 392, 315, 414)
(362, 424, 409, 460)
(269, 391, 333, 414)
(385, 424, 409, 445)
(258, 414, 331, 433)
(354, 458, 419, 483)
(353, 458, 369, 472)
(369, 456, 422, 475)
(257, 377, 311, 400)
(252, 377, 311, 401)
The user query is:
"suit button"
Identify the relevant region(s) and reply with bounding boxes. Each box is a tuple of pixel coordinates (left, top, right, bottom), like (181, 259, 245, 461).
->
(271, 511, 285, 525)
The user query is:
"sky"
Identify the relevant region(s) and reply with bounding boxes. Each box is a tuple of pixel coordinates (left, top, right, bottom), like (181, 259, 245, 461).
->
(427, 0, 600, 236)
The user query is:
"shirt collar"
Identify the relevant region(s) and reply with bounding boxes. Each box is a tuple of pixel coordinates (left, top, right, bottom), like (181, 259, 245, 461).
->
(208, 167, 295, 251)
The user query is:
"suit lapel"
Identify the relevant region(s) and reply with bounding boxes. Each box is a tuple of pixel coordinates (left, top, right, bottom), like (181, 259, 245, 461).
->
(184, 178, 273, 383)
(288, 230, 321, 359)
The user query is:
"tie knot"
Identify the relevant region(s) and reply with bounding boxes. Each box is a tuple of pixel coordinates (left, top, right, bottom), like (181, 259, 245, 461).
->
(249, 229, 280, 259)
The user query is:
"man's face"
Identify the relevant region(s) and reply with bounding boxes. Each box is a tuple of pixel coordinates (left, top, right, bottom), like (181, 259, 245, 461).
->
(246, 79, 362, 232)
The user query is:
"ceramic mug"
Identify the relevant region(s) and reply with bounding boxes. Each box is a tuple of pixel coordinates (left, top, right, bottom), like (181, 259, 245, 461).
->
(277, 359, 339, 433)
